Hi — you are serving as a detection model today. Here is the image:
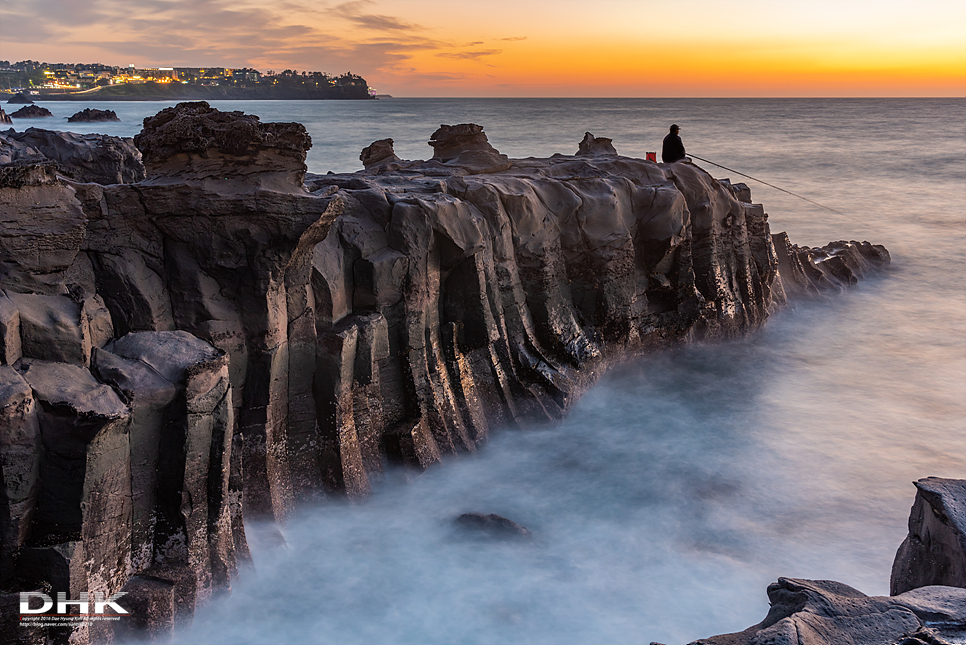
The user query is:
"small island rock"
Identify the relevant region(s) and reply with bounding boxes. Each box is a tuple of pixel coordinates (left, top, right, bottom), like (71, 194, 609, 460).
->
(67, 108, 121, 123)
(6, 92, 34, 104)
(9, 105, 53, 119)
(456, 513, 533, 540)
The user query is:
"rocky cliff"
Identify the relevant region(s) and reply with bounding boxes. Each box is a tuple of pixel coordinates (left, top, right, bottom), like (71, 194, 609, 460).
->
(691, 478, 966, 645)
(0, 102, 890, 644)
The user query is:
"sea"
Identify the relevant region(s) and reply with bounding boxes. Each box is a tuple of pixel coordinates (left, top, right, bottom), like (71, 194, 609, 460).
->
(9, 98, 965, 644)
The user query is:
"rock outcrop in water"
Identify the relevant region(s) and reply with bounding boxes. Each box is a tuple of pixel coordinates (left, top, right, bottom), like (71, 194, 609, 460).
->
(690, 577, 966, 645)
(9, 106, 53, 119)
(692, 479, 966, 645)
(67, 108, 121, 123)
(6, 94, 34, 105)
(891, 477, 966, 595)
(0, 102, 891, 643)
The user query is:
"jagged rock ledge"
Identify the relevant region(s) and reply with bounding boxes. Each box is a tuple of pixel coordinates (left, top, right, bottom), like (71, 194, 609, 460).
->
(0, 102, 890, 643)
(690, 478, 966, 645)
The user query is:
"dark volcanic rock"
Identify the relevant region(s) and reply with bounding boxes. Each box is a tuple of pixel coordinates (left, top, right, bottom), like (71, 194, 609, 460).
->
(892, 477, 966, 595)
(456, 513, 532, 540)
(67, 108, 120, 123)
(0, 104, 893, 644)
(776, 236, 891, 294)
(0, 109, 10, 125)
(0, 157, 87, 294)
(690, 578, 966, 645)
(360, 138, 401, 168)
(428, 123, 510, 172)
(134, 100, 311, 191)
(1, 128, 144, 184)
(6, 93, 34, 104)
(10, 106, 53, 119)
(576, 132, 618, 156)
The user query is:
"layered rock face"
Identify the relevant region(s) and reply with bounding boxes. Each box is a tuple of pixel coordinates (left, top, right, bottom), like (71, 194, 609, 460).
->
(0, 103, 890, 643)
(1, 128, 144, 184)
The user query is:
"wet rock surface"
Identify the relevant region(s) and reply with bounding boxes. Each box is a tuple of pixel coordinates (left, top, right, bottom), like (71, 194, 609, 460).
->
(456, 513, 533, 540)
(67, 108, 121, 123)
(892, 477, 966, 595)
(0, 104, 892, 644)
(693, 480, 966, 645)
(690, 578, 966, 645)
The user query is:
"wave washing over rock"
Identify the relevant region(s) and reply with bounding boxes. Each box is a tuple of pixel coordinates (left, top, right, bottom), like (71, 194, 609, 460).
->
(0, 102, 905, 644)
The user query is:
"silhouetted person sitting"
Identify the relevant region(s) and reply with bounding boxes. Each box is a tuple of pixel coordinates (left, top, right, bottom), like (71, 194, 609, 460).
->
(662, 124, 686, 163)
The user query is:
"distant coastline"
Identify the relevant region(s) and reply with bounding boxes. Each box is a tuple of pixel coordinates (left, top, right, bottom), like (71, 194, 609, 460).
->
(1, 81, 373, 101)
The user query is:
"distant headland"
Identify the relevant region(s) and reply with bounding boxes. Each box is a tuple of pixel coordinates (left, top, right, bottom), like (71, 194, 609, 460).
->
(0, 59, 374, 100)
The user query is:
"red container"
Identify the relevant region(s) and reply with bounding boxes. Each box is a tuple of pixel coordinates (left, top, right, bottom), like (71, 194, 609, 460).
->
(646, 152, 657, 162)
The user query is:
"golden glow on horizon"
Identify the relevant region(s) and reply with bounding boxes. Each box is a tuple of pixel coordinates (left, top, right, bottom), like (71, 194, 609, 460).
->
(2, 0, 964, 96)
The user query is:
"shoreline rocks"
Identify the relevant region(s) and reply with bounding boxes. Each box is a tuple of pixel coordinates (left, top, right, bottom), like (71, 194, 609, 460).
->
(1, 127, 144, 184)
(690, 577, 966, 645)
(9, 106, 53, 119)
(692, 479, 966, 645)
(67, 108, 121, 123)
(0, 103, 892, 643)
(6, 93, 34, 105)
(891, 477, 966, 595)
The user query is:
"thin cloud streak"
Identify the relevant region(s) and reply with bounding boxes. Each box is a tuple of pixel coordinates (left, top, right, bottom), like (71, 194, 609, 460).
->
(332, 0, 422, 32)
(436, 49, 503, 61)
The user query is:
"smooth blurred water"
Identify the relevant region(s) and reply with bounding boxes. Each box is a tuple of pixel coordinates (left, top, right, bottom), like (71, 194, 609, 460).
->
(24, 98, 963, 644)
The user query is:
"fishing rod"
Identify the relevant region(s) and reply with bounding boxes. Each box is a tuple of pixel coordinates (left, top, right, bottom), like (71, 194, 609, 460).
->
(689, 154, 847, 216)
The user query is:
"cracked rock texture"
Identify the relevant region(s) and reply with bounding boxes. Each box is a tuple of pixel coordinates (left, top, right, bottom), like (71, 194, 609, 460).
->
(0, 103, 891, 643)
(1, 127, 144, 185)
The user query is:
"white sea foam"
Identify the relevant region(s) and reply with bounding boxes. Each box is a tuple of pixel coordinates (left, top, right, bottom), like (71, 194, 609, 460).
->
(66, 98, 963, 645)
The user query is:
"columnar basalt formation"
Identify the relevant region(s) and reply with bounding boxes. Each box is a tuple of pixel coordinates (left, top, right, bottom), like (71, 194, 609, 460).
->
(0, 103, 891, 643)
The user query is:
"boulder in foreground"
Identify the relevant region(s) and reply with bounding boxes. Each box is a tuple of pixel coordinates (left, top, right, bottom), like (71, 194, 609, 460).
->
(690, 577, 966, 645)
(891, 477, 966, 595)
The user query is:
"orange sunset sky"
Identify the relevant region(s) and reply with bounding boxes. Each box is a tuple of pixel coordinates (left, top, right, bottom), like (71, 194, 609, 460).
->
(1, 0, 964, 96)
